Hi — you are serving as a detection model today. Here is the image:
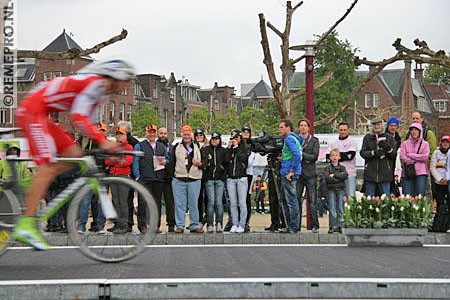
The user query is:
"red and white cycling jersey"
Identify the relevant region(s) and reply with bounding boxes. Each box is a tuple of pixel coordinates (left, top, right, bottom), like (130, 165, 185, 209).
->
(16, 74, 109, 165)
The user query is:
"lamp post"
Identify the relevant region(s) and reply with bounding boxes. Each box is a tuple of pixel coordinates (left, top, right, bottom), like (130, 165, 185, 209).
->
(290, 40, 326, 230)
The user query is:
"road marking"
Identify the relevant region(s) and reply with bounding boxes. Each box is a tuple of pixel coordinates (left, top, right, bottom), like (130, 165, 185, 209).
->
(7, 244, 450, 250)
(1, 277, 450, 285)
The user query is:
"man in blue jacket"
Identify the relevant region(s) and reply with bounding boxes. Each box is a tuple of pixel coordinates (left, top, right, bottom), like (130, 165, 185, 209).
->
(279, 119, 303, 233)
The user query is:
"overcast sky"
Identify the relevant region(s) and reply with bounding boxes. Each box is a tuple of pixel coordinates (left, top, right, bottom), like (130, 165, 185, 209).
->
(18, 0, 450, 94)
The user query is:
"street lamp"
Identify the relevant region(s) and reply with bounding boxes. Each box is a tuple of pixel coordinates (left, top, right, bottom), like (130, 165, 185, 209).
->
(289, 40, 327, 134)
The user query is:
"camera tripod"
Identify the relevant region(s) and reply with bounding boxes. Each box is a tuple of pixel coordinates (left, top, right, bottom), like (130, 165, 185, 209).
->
(254, 155, 287, 229)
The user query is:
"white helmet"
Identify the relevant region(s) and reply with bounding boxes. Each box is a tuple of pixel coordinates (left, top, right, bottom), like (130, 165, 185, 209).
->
(78, 59, 135, 81)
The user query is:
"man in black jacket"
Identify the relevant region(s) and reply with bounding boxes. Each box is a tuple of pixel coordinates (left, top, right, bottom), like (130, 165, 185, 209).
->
(360, 118, 396, 196)
(296, 118, 320, 232)
(132, 124, 168, 233)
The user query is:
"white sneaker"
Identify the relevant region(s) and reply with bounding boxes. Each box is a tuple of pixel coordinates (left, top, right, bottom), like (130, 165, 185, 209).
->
(207, 226, 214, 233)
(230, 225, 238, 233)
(236, 226, 245, 233)
(216, 223, 223, 233)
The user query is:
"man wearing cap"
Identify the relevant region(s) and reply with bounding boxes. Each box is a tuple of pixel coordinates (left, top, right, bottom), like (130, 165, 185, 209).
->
(169, 125, 204, 233)
(157, 127, 176, 232)
(360, 118, 397, 196)
(132, 124, 168, 233)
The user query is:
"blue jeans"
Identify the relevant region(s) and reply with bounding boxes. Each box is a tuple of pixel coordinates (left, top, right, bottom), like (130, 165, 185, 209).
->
(78, 190, 105, 230)
(205, 180, 225, 226)
(172, 178, 201, 230)
(281, 175, 300, 232)
(364, 181, 391, 197)
(328, 188, 345, 228)
(402, 175, 427, 196)
(345, 176, 357, 198)
(227, 177, 248, 228)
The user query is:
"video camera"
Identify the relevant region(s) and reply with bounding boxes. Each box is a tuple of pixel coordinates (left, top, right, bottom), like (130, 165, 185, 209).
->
(250, 131, 285, 155)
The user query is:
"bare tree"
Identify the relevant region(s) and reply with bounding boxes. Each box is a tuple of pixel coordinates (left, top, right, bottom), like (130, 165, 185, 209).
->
(258, 0, 358, 119)
(259, 0, 450, 127)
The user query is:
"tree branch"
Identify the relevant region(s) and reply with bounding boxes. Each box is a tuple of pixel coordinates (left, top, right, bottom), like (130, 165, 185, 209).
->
(288, 71, 334, 100)
(17, 29, 128, 60)
(267, 22, 283, 39)
(292, 1, 304, 12)
(315, 0, 358, 45)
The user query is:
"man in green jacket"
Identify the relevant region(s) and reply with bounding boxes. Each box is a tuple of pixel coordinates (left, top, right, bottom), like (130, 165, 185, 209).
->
(0, 146, 31, 188)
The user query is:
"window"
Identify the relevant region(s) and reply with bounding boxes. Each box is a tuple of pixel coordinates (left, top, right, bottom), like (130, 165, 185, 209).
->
(169, 89, 175, 102)
(119, 103, 125, 121)
(178, 112, 183, 128)
(373, 93, 380, 108)
(152, 81, 159, 98)
(127, 104, 132, 120)
(214, 98, 219, 111)
(433, 100, 448, 112)
(0, 109, 5, 124)
(43, 71, 62, 81)
(417, 97, 426, 112)
(109, 101, 115, 125)
(364, 94, 372, 108)
(121, 88, 128, 96)
(163, 109, 168, 128)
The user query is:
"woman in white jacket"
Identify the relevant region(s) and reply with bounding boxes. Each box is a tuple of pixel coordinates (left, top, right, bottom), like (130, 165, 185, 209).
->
(431, 135, 449, 219)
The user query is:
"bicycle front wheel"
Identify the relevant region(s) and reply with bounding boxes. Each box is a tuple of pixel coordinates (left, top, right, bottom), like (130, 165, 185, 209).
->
(0, 189, 21, 256)
(67, 176, 158, 262)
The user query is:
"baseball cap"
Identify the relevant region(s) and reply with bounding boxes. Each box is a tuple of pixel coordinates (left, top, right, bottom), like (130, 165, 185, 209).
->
(115, 126, 127, 135)
(194, 128, 204, 136)
(181, 125, 193, 133)
(146, 124, 158, 132)
(241, 126, 251, 134)
(97, 123, 107, 131)
(211, 132, 221, 139)
(370, 118, 383, 125)
(230, 129, 241, 139)
(441, 135, 450, 142)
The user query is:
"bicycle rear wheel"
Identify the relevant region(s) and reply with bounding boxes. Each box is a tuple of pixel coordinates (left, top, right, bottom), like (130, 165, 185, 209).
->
(67, 176, 158, 262)
(0, 190, 21, 256)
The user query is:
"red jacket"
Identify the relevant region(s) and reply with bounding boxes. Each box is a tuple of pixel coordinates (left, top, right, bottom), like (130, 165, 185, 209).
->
(105, 140, 133, 176)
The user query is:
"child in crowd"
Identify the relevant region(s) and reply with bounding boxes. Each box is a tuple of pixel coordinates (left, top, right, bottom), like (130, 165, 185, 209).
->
(323, 148, 348, 233)
(253, 175, 268, 213)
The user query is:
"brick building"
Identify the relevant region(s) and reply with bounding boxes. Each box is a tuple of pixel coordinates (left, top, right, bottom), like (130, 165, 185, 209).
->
(425, 82, 450, 137)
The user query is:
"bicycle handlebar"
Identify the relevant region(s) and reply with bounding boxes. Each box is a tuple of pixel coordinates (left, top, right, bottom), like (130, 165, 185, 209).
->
(84, 149, 144, 157)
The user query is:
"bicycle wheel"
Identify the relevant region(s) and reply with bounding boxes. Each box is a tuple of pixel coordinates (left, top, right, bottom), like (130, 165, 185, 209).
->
(67, 176, 158, 262)
(0, 189, 21, 256)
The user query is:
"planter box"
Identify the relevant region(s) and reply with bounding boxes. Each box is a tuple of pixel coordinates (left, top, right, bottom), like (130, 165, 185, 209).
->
(343, 228, 428, 247)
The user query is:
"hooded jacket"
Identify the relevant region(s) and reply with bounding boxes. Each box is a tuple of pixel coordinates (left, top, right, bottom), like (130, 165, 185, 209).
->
(360, 128, 397, 182)
(400, 122, 430, 177)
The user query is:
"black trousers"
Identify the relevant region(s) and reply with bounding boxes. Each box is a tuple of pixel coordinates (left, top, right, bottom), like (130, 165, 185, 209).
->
(161, 180, 175, 228)
(141, 180, 163, 229)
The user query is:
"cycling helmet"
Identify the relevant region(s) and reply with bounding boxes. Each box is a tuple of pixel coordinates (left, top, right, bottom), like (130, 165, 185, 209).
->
(78, 59, 135, 81)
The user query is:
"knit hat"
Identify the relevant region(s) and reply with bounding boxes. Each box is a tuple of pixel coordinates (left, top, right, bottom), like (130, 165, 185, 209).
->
(386, 116, 399, 127)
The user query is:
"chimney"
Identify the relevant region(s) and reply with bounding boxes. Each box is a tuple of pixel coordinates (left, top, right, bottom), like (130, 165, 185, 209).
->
(414, 62, 424, 80)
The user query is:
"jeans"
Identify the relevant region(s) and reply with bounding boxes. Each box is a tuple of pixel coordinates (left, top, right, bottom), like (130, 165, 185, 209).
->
(205, 180, 225, 226)
(227, 177, 248, 228)
(172, 178, 201, 230)
(281, 175, 300, 232)
(78, 190, 105, 230)
(364, 181, 391, 197)
(297, 176, 319, 229)
(328, 188, 345, 228)
(402, 175, 427, 196)
(345, 176, 357, 198)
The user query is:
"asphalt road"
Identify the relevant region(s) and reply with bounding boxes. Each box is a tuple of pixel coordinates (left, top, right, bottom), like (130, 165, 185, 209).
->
(1, 244, 449, 280)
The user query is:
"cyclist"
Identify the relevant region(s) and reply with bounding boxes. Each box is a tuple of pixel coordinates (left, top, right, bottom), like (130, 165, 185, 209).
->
(13, 59, 135, 250)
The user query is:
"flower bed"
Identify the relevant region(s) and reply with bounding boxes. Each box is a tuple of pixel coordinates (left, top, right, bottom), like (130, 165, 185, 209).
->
(343, 194, 432, 229)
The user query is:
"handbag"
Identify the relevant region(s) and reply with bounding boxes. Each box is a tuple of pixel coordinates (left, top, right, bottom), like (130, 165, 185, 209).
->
(403, 140, 422, 179)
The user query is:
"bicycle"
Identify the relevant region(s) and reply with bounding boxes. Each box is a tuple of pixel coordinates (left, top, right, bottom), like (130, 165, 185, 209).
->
(0, 128, 158, 262)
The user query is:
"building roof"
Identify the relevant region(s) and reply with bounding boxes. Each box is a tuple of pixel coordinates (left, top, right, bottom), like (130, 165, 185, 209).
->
(197, 89, 212, 103)
(425, 83, 450, 100)
(42, 29, 87, 54)
(241, 79, 273, 98)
